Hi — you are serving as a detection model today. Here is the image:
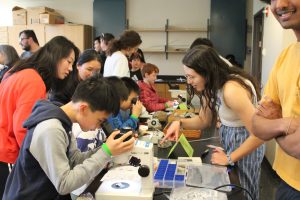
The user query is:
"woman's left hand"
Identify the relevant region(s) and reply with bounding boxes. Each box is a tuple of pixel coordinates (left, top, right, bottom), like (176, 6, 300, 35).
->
(210, 148, 228, 166)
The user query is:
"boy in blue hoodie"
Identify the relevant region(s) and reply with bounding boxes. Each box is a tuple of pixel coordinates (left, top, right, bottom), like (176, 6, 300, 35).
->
(3, 76, 135, 200)
(107, 77, 143, 130)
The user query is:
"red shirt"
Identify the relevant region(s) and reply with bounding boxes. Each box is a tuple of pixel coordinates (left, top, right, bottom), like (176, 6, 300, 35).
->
(137, 80, 169, 112)
(0, 69, 46, 163)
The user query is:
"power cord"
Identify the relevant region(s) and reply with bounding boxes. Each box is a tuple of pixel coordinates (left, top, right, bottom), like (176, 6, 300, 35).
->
(214, 184, 254, 200)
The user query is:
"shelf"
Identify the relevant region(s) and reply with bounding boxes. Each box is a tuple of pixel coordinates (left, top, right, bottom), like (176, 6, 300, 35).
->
(143, 49, 165, 53)
(127, 27, 165, 32)
(126, 19, 209, 59)
(167, 27, 207, 32)
(166, 47, 188, 53)
(127, 27, 207, 33)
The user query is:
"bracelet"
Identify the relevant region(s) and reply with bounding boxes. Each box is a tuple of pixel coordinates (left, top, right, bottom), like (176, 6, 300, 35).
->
(285, 117, 293, 136)
(102, 143, 112, 156)
(130, 114, 138, 120)
(226, 153, 234, 166)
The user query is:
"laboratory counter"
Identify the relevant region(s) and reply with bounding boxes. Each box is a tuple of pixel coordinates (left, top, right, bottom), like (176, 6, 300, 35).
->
(154, 127, 244, 200)
(83, 127, 244, 200)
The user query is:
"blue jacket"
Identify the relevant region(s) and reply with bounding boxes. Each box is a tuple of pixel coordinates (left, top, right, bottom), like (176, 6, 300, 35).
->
(107, 109, 138, 130)
(3, 100, 72, 200)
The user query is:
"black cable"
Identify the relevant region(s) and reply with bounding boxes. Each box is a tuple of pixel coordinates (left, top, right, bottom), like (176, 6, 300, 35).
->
(214, 184, 254, 200)
(153, 189, 171, 196)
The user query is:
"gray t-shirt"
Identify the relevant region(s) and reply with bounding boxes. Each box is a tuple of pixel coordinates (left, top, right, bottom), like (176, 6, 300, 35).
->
(20, 51, 33, 59)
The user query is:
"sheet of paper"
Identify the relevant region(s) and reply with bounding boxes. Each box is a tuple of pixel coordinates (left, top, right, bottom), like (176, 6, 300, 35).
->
(101, 165, 141, 182)
(179, 134, 194, 157)
(167, 134, 194, 157)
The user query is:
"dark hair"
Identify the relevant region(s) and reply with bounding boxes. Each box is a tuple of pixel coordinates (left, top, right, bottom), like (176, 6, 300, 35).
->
(107, 30, 142, 56)
(19, 29, 39, 45)
(105, 76, 129, 101)
(100, 33, 115, 45)
(72, 76, 119, 115)
(8, 36, 80, 92)
(225, 54, 242, 68)
(141, 63, 159, 78)
(121, 77, 140, 95)
(94, 36, 100, 43)
(190, 38, 213, 49)
(0, 44, 19, 67)
(77, 49, 102, 66)
(129, 49, 146, 63)
(182, 45, 260, 122)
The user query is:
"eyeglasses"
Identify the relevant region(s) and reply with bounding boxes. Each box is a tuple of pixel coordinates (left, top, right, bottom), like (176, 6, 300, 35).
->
(185, 75, 195, 81)
(19, 37, 29, 42)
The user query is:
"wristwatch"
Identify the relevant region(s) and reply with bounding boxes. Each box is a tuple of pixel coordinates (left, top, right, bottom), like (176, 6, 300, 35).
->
(226, 153, 235, 166)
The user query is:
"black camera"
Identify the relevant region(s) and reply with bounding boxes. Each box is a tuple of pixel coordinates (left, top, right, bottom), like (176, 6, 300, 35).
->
(115, 127, 133, 142)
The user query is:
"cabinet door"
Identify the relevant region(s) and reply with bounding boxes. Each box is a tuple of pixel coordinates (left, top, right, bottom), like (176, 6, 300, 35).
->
(45, 24, 92, 52)
(155, 83, 167, 99)
(27, 25, 46, 47)
(8, 25, 27, 55)
(0, 26, 8, 45)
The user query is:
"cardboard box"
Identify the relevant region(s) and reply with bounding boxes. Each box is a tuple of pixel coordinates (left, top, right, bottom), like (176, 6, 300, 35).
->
(39, 12, 64, 24)
(27, 6, 55, 24)
(12, 6, 27, 25)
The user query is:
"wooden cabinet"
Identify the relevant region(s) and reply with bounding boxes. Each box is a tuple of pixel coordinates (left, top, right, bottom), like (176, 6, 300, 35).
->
(155, 82, 186, 99)
(0, 27, 9, 45)
(45, 24, 92, 52)
(7, 25, 26, 54)
(4, 24, 92, 55)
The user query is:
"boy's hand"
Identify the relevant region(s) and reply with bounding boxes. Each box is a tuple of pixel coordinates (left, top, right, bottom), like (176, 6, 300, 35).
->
(166, 101, 174, 108)
(106, 130, 135, 156)
(132, 100, 143, 117)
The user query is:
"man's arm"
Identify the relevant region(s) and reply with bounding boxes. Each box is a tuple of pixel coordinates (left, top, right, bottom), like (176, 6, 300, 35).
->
(252, 97, 300, 159)
(276, 126, 300, 159)
(252, 114, 287, 140)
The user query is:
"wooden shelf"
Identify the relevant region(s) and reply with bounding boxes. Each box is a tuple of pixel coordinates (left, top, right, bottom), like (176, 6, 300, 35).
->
(126, 19, 209, 59)
(127, 27, 165, 32)
(128, 27, 207, 33)
(167, 28, 207, 32)
(143, 49, 165, 53)
(166, 47, 188, 53)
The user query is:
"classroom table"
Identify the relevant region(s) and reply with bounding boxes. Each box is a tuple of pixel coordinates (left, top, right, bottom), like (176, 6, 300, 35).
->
(153, 127, 244, 200)
(83, 127, 244, 200)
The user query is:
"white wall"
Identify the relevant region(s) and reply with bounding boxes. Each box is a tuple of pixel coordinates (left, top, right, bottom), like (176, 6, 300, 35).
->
(0, 0, 93, 26)
(127, 0, 210, 75)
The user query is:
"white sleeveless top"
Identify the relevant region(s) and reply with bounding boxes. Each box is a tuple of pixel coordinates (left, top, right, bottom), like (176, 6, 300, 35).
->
(217, 76, 257, 127)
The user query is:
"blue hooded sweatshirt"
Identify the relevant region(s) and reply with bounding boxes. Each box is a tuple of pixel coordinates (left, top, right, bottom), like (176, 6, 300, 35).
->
(3, 100, 111, 200)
